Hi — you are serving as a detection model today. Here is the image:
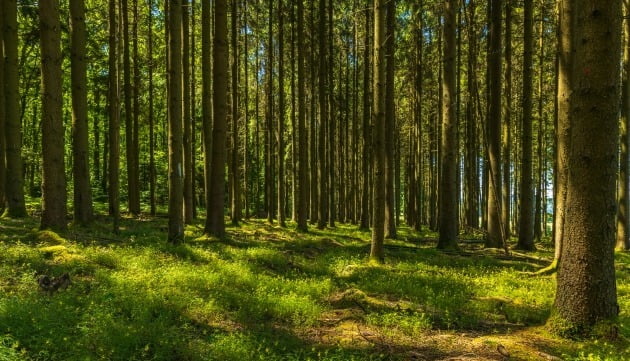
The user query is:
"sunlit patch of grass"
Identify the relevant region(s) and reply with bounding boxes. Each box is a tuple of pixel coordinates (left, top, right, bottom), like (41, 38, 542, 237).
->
(0, 212, 627, 360)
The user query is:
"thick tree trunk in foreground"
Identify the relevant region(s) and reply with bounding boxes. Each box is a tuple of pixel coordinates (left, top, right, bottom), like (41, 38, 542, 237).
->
(39, 0, 67, 230)
(552, 0, 620, 337)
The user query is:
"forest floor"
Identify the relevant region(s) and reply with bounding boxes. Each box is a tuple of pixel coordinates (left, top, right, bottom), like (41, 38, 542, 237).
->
(0, 202, 628, 360)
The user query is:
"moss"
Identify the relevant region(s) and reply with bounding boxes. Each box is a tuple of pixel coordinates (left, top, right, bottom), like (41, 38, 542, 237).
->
(548, 310, 619, 340)
(28, 230, 67, 246)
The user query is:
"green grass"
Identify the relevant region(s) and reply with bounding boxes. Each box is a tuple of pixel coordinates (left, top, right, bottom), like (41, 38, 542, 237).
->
(0, 208, 628, 360)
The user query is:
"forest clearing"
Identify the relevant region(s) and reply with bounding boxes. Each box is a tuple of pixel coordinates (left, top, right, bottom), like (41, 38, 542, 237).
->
(1, 0, 630, 359)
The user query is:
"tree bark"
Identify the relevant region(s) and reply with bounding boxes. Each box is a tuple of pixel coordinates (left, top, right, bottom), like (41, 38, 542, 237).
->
(168, 0, 185, 243)
(278, 0, 286, 227)
(70, 0, 94, 225)
(206, 0, 229, 237)
(552, 0, 620, 335)
(296, 0, 308, 231)
(617, 2, 630, 251)
(370, 0, 386, 262)
(183, 0, 195, 224)
(317, 0, 329, 229)
(360, 0, 372, 230)
(39, 0, 67, 230)
(485, 0, 504, 249)
(437, 0, 459, 250)
(3, 0, 26, 217)
(202, 0, 213, 224)
(230, 0, 241, 225)
(108, 0, 120, 232)
(384, 0, 396, 239)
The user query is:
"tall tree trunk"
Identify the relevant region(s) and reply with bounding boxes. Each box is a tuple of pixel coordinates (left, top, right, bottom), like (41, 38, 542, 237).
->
(277, 0, 286, 227)
(3, 0, 26, 217)
(384, 0, 396, 239)
(230, 0, 241, 224)
(617, 2, 630, 251)
(296, 0, 308, 231)
(168, 0, 184, 243)
(39, 0, 67, 230)
(0, 1, 7, 214)
(108, 0, 120, 232)
(553, 0, 572, 265)
(183, 0, 194, 224)
(485, 0, 504, 249)
(202, 0, 213, 223)
(437, 0, 459, 250)
(206, 0, 228, 237)
(132, 0, 140, 215)
(148, 0, 156, 216)
(370, 0, 386, 262)
(317, 0, 328, 229)
(266, 0, 276, 224)
(517, 0, 535, 250)
(360, 0, 372, 230)
(502, 0, 512, 238)
(70, 0, 93, 225)
(552, 0, 620, 335)
(122, 0, 139, 216)
(243, 1, 250, 219)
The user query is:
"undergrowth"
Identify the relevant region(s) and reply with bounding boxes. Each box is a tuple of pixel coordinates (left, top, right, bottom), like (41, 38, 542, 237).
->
(0, 205, 627, 360)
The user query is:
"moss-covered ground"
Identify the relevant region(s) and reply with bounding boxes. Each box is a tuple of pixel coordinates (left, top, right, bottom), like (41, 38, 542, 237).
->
(0, 204, 627, 360)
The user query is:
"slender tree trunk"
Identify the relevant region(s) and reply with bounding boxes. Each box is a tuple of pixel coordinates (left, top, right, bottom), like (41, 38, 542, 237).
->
(168, 0, 185, 243)
(370, 0, 386, 262)
(132, 0, 140, 215)
(437, 0, 459, 250)
(108, 0, 120, 232)
(3, 0, 26, 217)
(230, 0, 241, 224)
(243, 1, 250, 219)
(148, 0, 156, 216)
(552, 0, 621, 335)
(206, 0, 229, 237)
(39, 0, 67, 230)
(202, 0, 213, 223)
(277, 0, 286, 227)
(266, 0, 276, 224)
(0, 2, 7, 214)
(517, 0, 535, 250)
(384, 0, 396, 239)
(617, 2, 630, 251)
(360, 0, 372, 230)
(502, 0, 512, 238)
(70, 0, 93, 225)
(296, 0, 308, 231)
(317, 0, 328, 229)
(183, 0, 194, 224)
(485, 0, 504, 249)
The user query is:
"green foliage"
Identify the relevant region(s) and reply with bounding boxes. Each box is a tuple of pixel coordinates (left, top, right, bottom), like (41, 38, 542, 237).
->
(0, 213, 627, 360)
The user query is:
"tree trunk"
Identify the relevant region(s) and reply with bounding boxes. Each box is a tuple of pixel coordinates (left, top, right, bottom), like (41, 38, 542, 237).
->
(277, 0, 286, 227)
(0, 1, 7, 214)
(552, 0, 620, 335)
(70, 0, 93, 225)
(485, 0, 503, 249)
(370, 0, 386, 262)
(317, 0, 328, 229)
(437, 0, 459, 251)
(183, 0, 194, 224)
(296, 0, 308, 231)
(202, 0, 213, 223)
(360, 0, 372, 230)
(502, 0, 511, 238)
(39, 0, 67, 230)
(206, 0, 228, 237)
(384, 0, 396, 239)
(516, 0, 535, 250)
(617, 2, 630, 251)
(168, 0, 184, 243)
(148, 0, 156, 216)
(108, 0, 120, 232)
(3, 0, 27, 217)
(230, 0, 241, 224)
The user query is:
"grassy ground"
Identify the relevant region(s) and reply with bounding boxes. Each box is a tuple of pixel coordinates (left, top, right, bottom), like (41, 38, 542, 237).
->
(0, 207, 628, 360)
